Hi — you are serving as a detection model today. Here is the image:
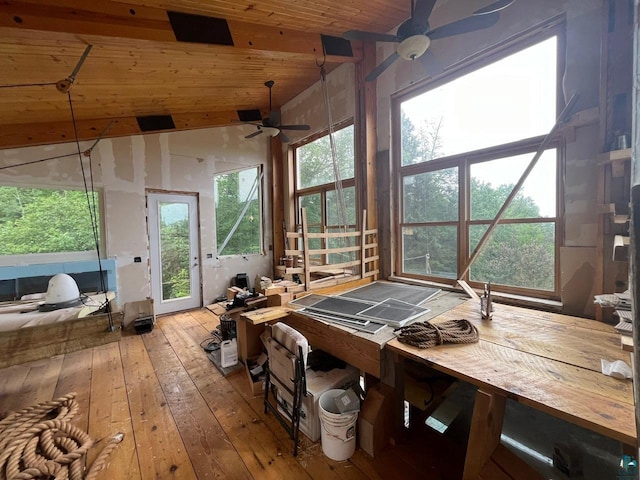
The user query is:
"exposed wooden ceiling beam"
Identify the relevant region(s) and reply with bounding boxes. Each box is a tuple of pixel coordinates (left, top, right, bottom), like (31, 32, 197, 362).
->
(0, 110, 250, 150)
(0, 0, 361, 62)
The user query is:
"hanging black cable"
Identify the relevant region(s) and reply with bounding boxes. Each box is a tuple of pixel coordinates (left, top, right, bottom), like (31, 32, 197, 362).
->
(0, 82, 57, 89)
(0, 152, 78, 171)
(67, 92, 114, 331)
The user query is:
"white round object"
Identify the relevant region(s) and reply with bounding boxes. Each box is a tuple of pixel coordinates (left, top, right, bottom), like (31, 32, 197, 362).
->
(397, 35, 431, 60)
(45, 273, 80, 305)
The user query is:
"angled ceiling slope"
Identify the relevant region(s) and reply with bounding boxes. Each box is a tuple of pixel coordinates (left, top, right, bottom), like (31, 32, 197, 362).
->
(0, 0, 404, 149)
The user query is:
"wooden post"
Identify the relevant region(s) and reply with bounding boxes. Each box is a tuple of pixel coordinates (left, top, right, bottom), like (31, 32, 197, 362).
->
(356, 40, 379, 276)
(630, 0, 640, 459)
(301, 208, 311, 290)
(391, 351, 406, 445)
(361, 209, 367, 277)
(271, 136, 285, 271)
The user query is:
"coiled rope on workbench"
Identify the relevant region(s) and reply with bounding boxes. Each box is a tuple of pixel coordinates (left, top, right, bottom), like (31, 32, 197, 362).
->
(395, 319, 479, 349)
(0, 393, 124, 480)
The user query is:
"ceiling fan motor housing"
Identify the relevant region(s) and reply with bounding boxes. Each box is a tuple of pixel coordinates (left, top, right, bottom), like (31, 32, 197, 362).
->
(397, 35, 431, 60)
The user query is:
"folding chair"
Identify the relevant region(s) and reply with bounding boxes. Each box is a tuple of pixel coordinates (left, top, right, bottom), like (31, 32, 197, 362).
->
(263, 323, 309, 456)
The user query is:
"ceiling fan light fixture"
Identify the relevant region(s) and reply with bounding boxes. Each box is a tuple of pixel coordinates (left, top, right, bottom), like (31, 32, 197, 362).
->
(397, 35, 431, 60)
(260, 125, 280, 137)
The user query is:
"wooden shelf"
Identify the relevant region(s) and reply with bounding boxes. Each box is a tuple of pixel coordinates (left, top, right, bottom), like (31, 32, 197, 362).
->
(599, 149, 631, 177)
(598, 148, 632, 163)
(598, 202, 630, 223)
(613, 235, 630, 262)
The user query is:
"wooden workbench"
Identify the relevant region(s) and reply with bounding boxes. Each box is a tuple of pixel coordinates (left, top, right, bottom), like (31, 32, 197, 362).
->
(387, 299, 636, 479)
(282, 286, 467, 382)
(240, 278, 467, 382)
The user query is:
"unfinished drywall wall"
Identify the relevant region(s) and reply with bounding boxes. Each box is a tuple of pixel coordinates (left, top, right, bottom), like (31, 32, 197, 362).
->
(0, 124, 274, 308)
(281, 64, 356, 144)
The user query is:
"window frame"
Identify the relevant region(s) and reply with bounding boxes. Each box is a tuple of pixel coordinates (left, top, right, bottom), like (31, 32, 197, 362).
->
(391, 22, 565, 300)
(292, 119, 357, 228)
(291, 119, 358, 266)
(0, 184, 104, 266)
(213, 165, 264, 257)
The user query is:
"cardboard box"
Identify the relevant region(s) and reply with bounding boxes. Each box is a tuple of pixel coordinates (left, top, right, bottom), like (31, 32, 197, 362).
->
(276, 365, 359, 442)
(358, 382, 395, 457)
(123, 298, 155, 329)
(235, 314, 266, 362)
(227, 286, 244, 300)
(267, 292, 294, 307)
(245, 356, 266, 396)
(264, 285, 286, 296)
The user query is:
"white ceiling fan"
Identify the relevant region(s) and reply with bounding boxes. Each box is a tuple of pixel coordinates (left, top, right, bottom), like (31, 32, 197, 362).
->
(343, 0, 515, 81)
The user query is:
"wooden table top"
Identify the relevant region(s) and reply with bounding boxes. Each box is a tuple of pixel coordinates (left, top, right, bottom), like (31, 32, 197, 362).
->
(387, 299, 636, 446)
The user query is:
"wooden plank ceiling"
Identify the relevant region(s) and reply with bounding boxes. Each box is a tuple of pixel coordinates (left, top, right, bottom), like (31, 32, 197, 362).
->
(0, 0, 409, 149)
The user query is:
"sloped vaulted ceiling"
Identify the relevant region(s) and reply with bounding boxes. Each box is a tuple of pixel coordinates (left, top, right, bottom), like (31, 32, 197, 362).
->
(0, 0, 411, 149)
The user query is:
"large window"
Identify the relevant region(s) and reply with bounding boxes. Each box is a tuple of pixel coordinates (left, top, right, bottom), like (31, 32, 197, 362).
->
(214, 166, 262, 256)
(396, 33, 561, 297)
(294, 122, 356, 263)
(0, 186, 100, 259)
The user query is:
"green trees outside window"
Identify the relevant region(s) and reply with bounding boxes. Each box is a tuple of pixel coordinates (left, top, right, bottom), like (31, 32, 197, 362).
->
(397, 34, 559, 295)
(0, 186, 99, 256)
(294, 124, 355, 229)
(214, 167, 262, 256)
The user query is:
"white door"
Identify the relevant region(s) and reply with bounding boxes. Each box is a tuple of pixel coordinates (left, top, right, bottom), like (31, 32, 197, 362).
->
(148, 193, 201, 314)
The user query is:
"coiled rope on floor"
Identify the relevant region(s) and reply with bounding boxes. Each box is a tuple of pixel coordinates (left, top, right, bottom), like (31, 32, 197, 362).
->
(0, 393, 124, 480)
(395, 319, 479, 349)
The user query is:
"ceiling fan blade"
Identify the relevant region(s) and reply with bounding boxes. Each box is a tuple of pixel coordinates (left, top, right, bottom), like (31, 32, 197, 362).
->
(245, 130, 264, 139)
(473, 0, 515, 15)
(410, 0, 437, 34)
(427, 12, 500, 40)
(278, 131, 290, 143)
(279, 124, 311, 131)
(343, 30, 398, 43)
(365, 52, 400, 82)
(267, 110, 281, 127)
(68, 45, 93, 83)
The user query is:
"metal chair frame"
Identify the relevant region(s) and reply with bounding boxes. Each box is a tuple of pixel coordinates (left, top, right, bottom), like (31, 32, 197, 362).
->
(263, 339, 308, 456)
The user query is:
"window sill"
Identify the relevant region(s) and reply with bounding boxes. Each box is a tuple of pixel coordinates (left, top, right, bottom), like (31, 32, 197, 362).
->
(389, 275, 563, 313)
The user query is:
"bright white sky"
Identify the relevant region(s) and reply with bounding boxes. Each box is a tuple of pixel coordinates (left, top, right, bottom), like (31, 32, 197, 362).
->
(401, 36, 558, 217)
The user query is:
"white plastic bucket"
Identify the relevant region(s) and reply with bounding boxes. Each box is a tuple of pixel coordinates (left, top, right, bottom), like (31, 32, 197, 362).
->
(318, 389, 358, 461)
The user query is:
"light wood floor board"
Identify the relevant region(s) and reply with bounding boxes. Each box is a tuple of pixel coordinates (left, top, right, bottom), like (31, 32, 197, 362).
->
(54, 347, 94, 432)
(160, 315, 313, 480)
(88, 341, 141, 479)
(0, 308, 462, 480)
(142, 326, 252, 480)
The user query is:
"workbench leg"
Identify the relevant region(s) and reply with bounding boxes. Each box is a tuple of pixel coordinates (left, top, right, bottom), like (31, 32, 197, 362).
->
(391, 351, 406, 446)
(462, 389, 506, 480)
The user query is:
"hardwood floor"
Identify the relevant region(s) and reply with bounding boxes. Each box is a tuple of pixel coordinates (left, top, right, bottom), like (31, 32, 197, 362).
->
(0, 309, 464, 479)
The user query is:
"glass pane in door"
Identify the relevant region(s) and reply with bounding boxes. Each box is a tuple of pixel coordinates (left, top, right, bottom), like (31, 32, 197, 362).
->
(159, 201, 191, 301)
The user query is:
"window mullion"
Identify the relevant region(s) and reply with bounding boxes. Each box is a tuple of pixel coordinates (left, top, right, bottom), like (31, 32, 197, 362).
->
(459, 158, 470, 282)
